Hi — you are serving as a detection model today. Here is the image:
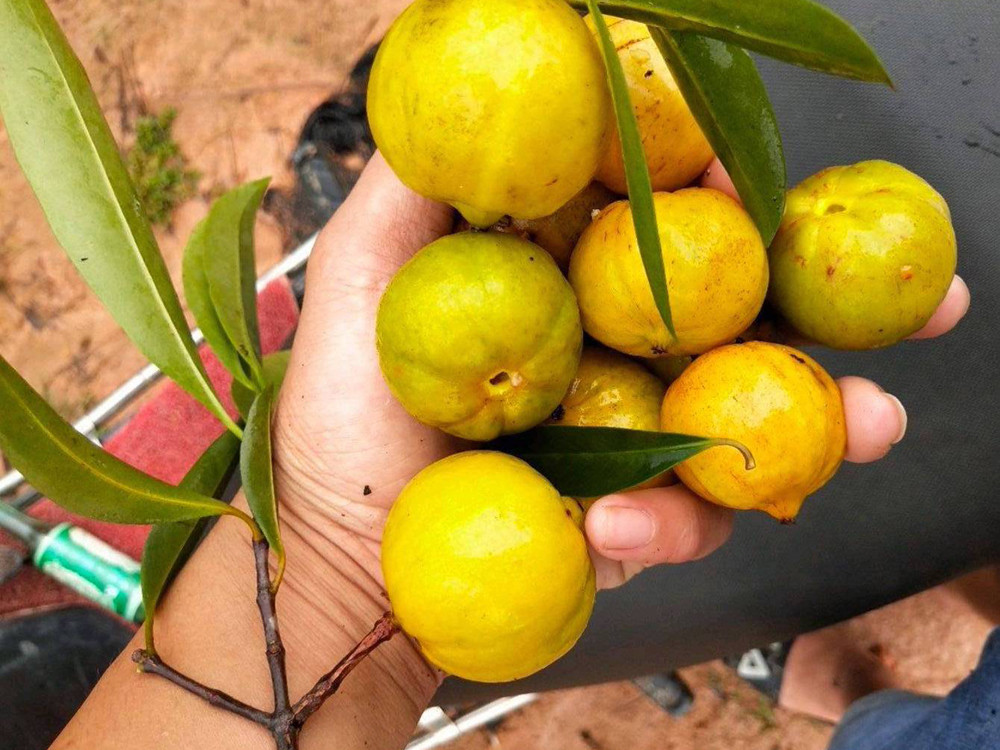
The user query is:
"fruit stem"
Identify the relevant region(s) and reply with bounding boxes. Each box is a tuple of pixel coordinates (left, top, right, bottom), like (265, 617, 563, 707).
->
(710, 438, 756, 471)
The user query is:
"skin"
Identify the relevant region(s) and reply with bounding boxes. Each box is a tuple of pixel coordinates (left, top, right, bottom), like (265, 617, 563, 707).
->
(587, 16, 715, 194)
(768, 160, 958, 349)
(660, 342, 847, 522)
(382, 451, 594, 682)
(368, 0, 611, 227)
(51, 155, 969, 749)
(569, 188, 769, 357)
(376, 232, 581, 441)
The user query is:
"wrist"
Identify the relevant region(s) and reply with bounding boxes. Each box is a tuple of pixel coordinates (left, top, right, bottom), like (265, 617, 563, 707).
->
(220, 501, 441, 747)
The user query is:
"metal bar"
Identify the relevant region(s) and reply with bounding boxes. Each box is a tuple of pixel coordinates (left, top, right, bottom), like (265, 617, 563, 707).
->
(0, 234, 318, 500)
(406, 694, 539, 750)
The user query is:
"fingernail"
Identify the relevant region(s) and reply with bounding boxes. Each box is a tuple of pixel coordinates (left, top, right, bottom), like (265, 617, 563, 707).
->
(954, 275, 971, 313)
(883, 393, 908, 444)
(594, 506, 655, 551)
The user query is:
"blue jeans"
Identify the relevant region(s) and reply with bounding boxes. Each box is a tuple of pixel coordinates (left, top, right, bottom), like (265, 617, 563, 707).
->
(828, 628, 1000, 750)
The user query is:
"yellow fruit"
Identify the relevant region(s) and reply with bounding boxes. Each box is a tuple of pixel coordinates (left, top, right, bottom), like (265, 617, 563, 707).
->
(382, 451, 595, 682)
(368, 0, 611, 227)
(769, 161, 957, 349)
(376, 232, 582, 441)
(550, 346, 665, 430)
(506, 183, 618, 270)
(586, 16, 714, 194)
(569, 189, 769, 357)
(549, 346, 674, 494)
(660, 342, 846, 521)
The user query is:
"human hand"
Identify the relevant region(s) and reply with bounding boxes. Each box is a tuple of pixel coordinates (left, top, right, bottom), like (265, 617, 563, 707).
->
(273, 153, 970, 599)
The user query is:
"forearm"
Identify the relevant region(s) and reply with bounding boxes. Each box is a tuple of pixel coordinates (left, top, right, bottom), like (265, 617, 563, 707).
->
(52, 496, 438, 750)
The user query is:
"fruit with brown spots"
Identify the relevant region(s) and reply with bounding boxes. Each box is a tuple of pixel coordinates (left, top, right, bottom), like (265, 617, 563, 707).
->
(768, 160, 957, 349)
(661, 342, 846, 521)
(585, 16, 715, 194)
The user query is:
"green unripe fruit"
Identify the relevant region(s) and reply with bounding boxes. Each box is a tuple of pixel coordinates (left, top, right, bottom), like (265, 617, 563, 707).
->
(376, 232, 583, 441)
(768, 160, 957, 350)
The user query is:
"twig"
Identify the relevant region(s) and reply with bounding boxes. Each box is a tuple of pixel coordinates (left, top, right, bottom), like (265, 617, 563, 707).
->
(292, 613, 400, 727)
(253, 537, 295, 747)
(132, 650, 271, 726)
(135, 536, 398, 748)
(254, 539, 292, 714)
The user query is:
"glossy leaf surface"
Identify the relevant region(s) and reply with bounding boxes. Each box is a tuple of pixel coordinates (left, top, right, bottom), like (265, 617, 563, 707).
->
(651, 28, 786, 241)
(495, 425, 754, 497)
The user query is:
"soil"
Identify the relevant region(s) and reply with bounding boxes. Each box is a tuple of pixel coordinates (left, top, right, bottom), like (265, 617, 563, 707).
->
(0, 1, 992, 747)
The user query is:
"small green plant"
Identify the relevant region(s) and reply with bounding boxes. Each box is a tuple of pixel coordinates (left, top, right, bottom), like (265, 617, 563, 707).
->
(126, 108, 200, 227)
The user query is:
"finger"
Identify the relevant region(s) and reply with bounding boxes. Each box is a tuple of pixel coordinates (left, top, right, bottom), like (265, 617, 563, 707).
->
(908, 275, 971, 340)
(839, 376, 908, 463)
(700, 157, 738, 200)
(586, 486, 734, 589)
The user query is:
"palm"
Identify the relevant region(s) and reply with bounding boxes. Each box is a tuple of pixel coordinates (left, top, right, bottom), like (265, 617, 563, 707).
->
(275, 155, 459, 545)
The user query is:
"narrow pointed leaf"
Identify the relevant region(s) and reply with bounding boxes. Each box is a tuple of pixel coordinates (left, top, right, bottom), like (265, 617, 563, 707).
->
(232, 350, 290, 420)
(587, 0, 674, 337)
(494, 425, 754, 497)
(651, 28, 786, 242)
(0, 0, 238, 435)
(141, 432, 241, 652)
(241, 386, 285, 588)
(582, 0, 891, 84)
(201, 179, 270, 388)
(183, 218, 254, 389)
(0, 354, 246, 525)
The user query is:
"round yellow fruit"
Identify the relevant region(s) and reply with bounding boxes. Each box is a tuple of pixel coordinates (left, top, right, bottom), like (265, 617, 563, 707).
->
(506, 183, 618, 270)
(586, 16, 714, 194)
(550, 346, 665, 430)
(382, 451, 596, 682)
(768, 160, 957, 349)
(368, 0, 611, 227)
(569, 189, 769, 357)
(376, 232, 582, 441)
(660, 342, 846, 522)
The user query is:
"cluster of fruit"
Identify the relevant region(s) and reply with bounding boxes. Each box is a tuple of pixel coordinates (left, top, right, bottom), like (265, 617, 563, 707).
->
(367, 0, 957, 683)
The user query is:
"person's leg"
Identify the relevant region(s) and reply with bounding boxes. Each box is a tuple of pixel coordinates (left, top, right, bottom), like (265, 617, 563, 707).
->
(778, 625, 898, 723)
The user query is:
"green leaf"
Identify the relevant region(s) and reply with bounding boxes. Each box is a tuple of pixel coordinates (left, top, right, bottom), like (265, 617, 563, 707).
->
(141, 432, 241, 653)
(232, 351, 291, 420)
(0, 353, 249, 526)
(0, 0, 239, 437)
(200, 179, 271, 389)
(241, 386, 285, 589)
(586, 0, 674, 338)
(651, 29, 786, 242)
(494, 425, 754, 497)
(584, 0, 891, 84)
(183, 218, 254, 390)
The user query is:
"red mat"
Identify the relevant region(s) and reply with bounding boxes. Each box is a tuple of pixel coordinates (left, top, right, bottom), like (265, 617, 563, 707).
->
(0, 278, 299, 617)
